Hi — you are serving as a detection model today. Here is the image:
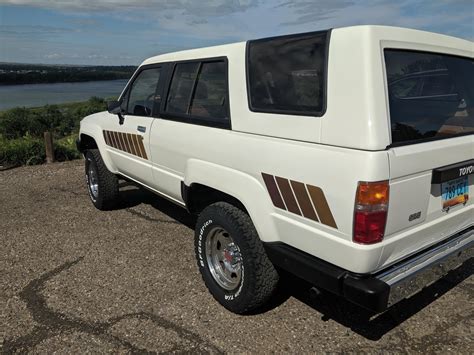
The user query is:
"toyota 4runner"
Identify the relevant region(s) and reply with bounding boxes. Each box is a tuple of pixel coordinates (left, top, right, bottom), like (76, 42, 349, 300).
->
(77, 26, 473, 314)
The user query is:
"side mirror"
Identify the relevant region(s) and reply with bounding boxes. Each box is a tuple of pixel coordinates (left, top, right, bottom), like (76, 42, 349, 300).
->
(133, 104, 150, 116)
(107, 100, 122, 114)
(107, 100, 125, 125)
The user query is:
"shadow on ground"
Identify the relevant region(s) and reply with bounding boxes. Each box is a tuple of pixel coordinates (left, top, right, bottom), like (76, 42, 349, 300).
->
(117, 181, 196, 229)
(279, 260, 472, 341)
(101, 182, 473, 342)
(2, 257, 223, 354)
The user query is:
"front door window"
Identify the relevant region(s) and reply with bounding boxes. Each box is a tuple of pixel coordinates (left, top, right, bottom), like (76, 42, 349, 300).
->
(126, 68, 161, 116)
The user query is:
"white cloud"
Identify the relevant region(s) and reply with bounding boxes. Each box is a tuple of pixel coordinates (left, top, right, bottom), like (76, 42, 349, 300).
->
(2, 0, 472, 39)
(1, 0, 472, 65)
(4, 0, 471, 39)
(0, 0, 259, 16)
(44, 53, 61, 59)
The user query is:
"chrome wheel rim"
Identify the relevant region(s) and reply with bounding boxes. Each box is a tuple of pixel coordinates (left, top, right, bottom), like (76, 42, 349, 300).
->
(205, 227, 242, 291)
(87, 162, 99, 201)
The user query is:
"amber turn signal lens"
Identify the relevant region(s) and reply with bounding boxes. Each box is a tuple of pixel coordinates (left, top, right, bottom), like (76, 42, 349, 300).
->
(356, 181, 389, 206)
(353, 181, 389, 244)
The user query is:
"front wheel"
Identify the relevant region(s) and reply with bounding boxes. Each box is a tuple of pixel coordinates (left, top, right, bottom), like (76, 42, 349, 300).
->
(194, 202, 279, 314)
(85, 149, 119, 210)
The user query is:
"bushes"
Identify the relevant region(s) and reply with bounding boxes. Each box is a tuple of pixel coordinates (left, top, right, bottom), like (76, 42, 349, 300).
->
(55, 134, 82, 161)
(0, 135, 45, 166)
(0, 97, 107, 167)
(0, 134, 81, 167)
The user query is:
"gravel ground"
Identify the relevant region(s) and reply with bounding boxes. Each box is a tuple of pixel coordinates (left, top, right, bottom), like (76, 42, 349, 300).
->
(1, 160, 473, 353)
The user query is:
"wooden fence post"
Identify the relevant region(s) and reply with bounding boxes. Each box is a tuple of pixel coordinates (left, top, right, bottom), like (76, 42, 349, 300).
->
(44, 131, 55, 164)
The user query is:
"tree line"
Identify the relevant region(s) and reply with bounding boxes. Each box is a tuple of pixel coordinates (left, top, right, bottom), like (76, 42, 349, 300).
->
(0, 64, 136, 85)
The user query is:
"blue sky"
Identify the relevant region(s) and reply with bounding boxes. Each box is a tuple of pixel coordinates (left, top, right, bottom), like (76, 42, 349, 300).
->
(0, 0, 472, 65)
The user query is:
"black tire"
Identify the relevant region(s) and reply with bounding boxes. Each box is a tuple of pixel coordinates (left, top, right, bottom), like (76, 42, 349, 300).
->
(84, 149, 119, 210)
(195, 202, 279, 314)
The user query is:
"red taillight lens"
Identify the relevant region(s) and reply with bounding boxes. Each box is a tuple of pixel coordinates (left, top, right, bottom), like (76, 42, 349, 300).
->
(354, 211, 387, 244)
(353, 181, 389, 244)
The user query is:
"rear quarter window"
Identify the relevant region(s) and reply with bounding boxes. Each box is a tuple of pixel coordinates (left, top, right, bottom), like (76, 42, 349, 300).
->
(164, 59, 230, 128)
(247, 31, 329, 116)
(385, 50, 474, 145)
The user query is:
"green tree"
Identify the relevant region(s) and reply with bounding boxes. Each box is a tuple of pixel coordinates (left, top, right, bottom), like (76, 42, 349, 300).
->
(0, 107, 32, 139)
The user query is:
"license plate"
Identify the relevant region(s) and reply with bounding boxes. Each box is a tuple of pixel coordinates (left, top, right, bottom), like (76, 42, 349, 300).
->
(441, 176, 469, 211)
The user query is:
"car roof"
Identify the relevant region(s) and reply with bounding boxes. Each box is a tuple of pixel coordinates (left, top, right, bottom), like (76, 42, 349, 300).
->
(141, 41, 245, 66)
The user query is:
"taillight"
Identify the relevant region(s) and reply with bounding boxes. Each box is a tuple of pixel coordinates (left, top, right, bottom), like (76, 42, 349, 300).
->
(353, 181, 389, 244)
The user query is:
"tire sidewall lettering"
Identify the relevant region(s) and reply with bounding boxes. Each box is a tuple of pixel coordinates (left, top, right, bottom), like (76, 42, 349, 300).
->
(198, 218, 243, 301)
(224, 264, 244, 300)
(198, 219, 212, 268)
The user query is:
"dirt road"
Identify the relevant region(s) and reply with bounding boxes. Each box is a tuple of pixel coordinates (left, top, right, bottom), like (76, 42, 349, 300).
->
(1, 160, 473, 353)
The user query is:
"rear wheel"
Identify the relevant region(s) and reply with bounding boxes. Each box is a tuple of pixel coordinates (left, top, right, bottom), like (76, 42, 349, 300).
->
(195, 202, 279, 314)
(85, 149, 119, 210)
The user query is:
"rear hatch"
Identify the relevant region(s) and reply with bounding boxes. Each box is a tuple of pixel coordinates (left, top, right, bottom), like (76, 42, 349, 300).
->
(380, 49, 474, 268)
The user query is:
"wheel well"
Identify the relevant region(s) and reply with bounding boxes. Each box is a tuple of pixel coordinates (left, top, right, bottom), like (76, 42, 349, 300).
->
(184, 183, 248, 215)
(79, 134, 98, 152)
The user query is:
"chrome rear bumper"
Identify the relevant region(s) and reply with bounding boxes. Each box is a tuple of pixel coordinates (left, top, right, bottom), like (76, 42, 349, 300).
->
(376, 226, 473, 307)
(264, 226, 473, 313)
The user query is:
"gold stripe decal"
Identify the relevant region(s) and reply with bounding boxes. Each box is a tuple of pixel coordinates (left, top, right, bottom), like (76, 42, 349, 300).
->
(139, 136, 148, 160)
(113, 131, 120, 150)
(128, 134, 135, 155)
(118, 132, 126, 152)
(307, 185, 337, 229)
(124, 132, 132, 154)
(134, 135, 143, 159)
(291, 180, 319, 222)
(131, 134, 141, 158)
(262, 173, 286, 209)
(262, 173, 337, 229)
(114, 131, 122, 151)
(102, 130, 148, 160)
(103, 131, 109, 145)
(110, 131, 117, 148)
(275, 176, 301, 216)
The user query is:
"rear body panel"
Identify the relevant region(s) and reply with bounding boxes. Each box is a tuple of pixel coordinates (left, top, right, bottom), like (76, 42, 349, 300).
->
(382, 136, 473, 269)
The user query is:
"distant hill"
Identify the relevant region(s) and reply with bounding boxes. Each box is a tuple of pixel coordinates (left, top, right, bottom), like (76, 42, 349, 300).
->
(0, 63, 137, 85)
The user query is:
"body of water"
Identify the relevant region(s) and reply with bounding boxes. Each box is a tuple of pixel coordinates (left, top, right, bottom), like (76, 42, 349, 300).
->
(0, 79, 128, 111)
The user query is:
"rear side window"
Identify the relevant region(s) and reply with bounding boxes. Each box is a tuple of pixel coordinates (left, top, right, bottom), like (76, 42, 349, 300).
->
(385, 50, 474, 145)
(165, 59, 230, 128)
(189, 62, 227, 120)
(166, 63, 199, 115)
(247, 31, 329, 116)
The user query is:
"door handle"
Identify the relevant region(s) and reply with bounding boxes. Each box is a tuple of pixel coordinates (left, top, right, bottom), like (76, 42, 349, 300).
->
(137, 126, 146, 133)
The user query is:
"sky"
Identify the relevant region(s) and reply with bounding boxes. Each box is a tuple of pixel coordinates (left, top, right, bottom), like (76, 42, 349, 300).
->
(0, 0, 472, 66)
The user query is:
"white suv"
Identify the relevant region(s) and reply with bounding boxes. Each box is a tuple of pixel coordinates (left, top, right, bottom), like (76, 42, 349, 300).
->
(77, 25, 473, 314)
